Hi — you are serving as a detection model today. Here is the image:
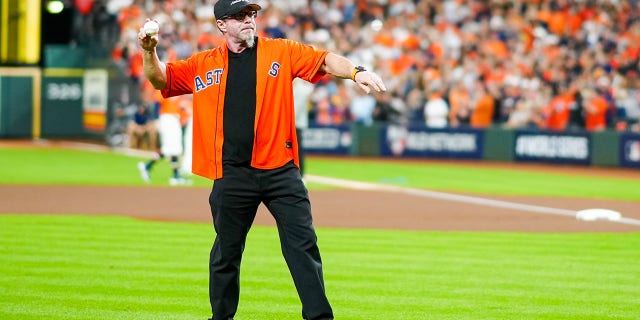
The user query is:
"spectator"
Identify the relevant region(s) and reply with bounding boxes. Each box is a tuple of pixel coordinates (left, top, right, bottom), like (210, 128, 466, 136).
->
(99, 0, 640, 134)
(496, 80, 522, 124)
(448, 81, 471, 128)
(505, 98, 534, 129)
(542, 82, 574, 131)
(127, 103, 156, 150)
(582, 88, 609, 132)
(405, 87, 425, 125)
(613, 74, 640, 129)
(566, 81, 585, 131)
(423, 82, 449, 128)
(470, 82, 495, 128)
(372, 92, 403, 124)
(350, 87, 376, 125)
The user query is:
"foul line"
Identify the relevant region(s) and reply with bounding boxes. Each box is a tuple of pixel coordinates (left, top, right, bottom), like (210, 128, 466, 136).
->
(13, 140, 640, 227)
(305, 175, 640, 227)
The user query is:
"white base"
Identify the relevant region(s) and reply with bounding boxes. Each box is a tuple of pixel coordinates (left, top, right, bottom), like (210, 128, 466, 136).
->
(576, 208, 622, 222)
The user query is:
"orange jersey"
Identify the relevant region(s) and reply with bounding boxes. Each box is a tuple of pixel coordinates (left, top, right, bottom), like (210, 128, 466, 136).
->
(543, 94, 573, 131)
(470, 93, 495, 128)
(161, 38, 328, 180)
(584, 96, 608, 131)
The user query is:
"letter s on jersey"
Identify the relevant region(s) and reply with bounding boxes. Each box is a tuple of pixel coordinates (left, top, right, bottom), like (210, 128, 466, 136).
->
(268, 62, 281, 77)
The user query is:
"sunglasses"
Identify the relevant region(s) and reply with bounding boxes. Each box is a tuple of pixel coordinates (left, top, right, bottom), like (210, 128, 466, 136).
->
(222, 10, 257, 21)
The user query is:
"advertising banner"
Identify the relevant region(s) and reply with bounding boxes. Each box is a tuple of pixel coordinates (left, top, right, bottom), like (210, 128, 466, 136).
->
(514, 131, 591, 165)
(380, 125, 483, 159)
(619, 132, 640, 168)
(82, 69, 109, 132)
(302, 124, 352, 155)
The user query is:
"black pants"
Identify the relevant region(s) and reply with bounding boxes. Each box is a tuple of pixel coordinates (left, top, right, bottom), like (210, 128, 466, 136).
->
(208, 161, 333, 320)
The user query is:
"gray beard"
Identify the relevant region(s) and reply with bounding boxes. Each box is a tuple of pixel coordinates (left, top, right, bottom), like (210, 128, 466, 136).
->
(244, 35, 255, 48)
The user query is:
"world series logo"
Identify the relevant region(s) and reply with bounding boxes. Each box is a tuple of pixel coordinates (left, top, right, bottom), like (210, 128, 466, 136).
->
(625, 140, 640, 163)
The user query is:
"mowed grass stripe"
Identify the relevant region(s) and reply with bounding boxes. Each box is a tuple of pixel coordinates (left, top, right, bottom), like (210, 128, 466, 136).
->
(2, 215, 639, 320)
(318, 229, 640, 319)
(0, 221, 207, 320)
(322, 230, 640, 260)
(0, 214, 209, 239)
(3, 290, 203, 309)
(1, 276, 203, 296)
(2, 148, 640, 200)
(2, 303, 204, 320)
(308, 158, 640, 200)
(1, 243, 206, 263)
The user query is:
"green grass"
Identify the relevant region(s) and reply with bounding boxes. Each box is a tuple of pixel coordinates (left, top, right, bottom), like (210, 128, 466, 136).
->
(0, 148, 212, 187)
(0, 148, 330, 189)
(307, 158, 640, 201)
(1, 215, 639, 320)
(1, 146, 639, 319)
(1, 148, 639, 200)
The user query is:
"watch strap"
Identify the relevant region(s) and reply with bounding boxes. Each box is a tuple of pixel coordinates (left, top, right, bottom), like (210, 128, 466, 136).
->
(351, 66, 366, 81)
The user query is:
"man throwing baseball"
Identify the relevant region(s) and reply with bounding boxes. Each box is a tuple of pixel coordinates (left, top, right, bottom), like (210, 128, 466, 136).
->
(138, 1, 386, 319)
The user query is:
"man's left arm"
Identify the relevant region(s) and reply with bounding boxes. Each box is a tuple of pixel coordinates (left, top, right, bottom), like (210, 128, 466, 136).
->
(321, 53, 387, 94)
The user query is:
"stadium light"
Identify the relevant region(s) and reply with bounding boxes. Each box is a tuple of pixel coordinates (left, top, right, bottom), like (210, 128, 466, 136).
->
(46, 0, 65, 14)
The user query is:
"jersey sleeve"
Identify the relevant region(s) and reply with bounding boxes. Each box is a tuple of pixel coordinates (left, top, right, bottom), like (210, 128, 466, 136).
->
(161, 59, 196, 98)
(287, 39, 329, 84)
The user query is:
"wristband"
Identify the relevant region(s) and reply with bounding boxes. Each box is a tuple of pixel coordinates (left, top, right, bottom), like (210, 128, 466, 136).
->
(351, 66, 366, 81)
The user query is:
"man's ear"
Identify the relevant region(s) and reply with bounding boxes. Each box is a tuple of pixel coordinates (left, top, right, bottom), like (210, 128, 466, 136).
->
(216, 20, 226, 34)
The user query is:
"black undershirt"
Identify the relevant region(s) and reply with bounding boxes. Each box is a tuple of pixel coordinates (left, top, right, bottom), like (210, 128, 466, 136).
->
(222, 40, 257, 166)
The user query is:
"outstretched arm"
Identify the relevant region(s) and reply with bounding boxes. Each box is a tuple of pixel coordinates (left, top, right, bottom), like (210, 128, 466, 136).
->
(320, 52, 387, 94)
(137, 20, 167, 90)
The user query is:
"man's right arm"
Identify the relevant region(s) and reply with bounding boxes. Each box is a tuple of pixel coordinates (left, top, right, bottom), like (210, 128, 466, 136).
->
(142, 49, 167, 90)
(138, 20, 167, 90)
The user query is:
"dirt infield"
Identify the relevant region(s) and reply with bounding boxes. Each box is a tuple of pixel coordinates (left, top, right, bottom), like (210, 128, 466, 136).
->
(1, 184, 639, 232)
(1, 139, 639, 232)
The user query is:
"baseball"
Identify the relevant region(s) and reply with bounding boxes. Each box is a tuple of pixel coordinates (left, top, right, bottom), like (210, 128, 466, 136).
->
(143, 20, 159, 36)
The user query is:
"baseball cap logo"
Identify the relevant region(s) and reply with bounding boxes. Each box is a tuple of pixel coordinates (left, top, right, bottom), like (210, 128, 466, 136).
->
(215, 0, 261, 20)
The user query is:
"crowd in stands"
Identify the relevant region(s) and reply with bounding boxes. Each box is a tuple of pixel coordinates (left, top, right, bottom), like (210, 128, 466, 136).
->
(83, 0, 640, 134)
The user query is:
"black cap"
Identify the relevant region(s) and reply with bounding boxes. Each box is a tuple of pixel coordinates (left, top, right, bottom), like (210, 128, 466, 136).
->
(214, 0, 261, 20)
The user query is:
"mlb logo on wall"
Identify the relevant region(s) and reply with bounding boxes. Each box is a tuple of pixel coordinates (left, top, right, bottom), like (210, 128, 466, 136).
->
(625, 141, 640, 162)
(620, 133, 640, 168)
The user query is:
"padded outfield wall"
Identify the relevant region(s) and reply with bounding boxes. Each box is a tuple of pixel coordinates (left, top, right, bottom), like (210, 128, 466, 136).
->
(303, 123, 640, 169)
(0, 65, 131, 142)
